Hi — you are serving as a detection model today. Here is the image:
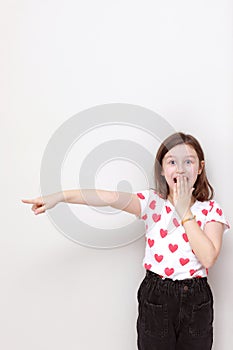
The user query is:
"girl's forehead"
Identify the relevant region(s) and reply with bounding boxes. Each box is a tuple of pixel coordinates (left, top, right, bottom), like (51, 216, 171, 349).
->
(164, 144, 197, 158)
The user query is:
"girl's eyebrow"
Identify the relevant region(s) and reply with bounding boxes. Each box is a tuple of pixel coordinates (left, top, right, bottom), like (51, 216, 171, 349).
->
(165, 155, 196, 159)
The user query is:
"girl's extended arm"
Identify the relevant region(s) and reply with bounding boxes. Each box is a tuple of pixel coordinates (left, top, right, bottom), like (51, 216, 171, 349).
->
(22, 189, 141, 217)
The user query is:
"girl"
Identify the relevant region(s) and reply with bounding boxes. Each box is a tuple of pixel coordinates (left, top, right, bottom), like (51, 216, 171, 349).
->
(22, 132, 230, 350)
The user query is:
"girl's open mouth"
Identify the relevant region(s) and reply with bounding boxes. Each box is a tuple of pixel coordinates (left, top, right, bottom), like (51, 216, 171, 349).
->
(173, 176, 188, 183)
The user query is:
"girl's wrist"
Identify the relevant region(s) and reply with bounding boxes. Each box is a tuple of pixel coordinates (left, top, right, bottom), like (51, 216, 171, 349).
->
(180, 209, 193, 221)
(181, 214, 196, 226)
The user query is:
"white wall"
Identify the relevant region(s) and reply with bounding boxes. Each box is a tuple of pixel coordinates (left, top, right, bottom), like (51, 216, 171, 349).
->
(1, 0, 232, 349)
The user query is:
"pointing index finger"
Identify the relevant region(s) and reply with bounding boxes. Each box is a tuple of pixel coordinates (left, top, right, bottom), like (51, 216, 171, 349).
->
(21, 199, 36, 204)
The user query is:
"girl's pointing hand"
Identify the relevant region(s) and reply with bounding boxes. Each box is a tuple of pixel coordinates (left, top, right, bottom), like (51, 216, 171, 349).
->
(21, 193, 61, 215)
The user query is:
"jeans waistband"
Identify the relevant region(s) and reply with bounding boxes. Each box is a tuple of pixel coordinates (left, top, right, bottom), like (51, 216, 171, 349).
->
(146, 269, 208, 290)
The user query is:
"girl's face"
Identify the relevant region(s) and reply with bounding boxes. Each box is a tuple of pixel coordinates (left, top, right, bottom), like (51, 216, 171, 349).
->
(161, 144, 204, 195)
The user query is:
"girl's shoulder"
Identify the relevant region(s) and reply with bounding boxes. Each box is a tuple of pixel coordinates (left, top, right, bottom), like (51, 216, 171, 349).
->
(134, 188, 165, 219)
(194, 198, 230, 233)
(195, 198, 225, 211)
(135, 188, 165, 201)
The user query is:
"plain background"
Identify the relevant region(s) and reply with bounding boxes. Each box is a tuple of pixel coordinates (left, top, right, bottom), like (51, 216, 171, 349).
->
(1, 0, 233, 349)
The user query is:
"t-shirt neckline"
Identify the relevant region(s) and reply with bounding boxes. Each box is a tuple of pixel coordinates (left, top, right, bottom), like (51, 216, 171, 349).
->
(166, 198, 199, 210)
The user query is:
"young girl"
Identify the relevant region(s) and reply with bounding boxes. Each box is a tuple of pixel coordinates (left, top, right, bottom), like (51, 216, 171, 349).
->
(22, 132, 230, 350)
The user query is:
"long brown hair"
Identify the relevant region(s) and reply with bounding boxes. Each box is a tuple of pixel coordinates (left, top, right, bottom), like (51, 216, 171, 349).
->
(153, 132, 214, 201)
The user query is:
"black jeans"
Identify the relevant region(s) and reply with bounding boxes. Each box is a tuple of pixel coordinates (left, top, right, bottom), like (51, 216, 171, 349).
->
(136, 270, 213, 350)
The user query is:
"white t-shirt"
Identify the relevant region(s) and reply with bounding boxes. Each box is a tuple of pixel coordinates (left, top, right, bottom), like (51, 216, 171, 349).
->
(135, 188, 230, 280)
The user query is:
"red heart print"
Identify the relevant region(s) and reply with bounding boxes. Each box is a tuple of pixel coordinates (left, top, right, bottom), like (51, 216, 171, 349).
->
(180, 258, 190, 266)
(148, 239, 154, 248)
(182, 233, 189, 242)
(169, 244, 178, 253)
(142, 214, 148, 220)
(165, 206, 171, 213)
(202, 209, 208, 216)
(149, 200, 156, 210)
(197, 220, 202, 227)
(209, 201, 214, 211)
(144, 263, 152, 270)
(173, 218, 180, 227)
(154, 254, 163, 262)
(165, 267, 174, 276)
(216, 208, 222, 216)
(152, 213, 161, 223)
(190, 269, 196, 276)
(137, 193, 145, 199)
(160, 229, 168, 238)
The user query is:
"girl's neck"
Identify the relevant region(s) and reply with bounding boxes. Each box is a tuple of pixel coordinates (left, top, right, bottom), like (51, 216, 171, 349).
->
(167, 194, 175, 206)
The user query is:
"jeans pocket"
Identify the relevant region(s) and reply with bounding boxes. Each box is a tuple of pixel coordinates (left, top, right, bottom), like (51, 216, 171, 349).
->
(142, 300, 169, 338)
(189, 299, 213, 337)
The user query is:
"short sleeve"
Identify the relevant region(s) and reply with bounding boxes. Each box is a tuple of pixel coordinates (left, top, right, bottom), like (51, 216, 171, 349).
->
(205, 200, 230, 234)
(133, 189, 150, 219)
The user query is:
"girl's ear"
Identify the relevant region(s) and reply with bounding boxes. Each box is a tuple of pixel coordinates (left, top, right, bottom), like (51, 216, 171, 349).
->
(198, 160, 205, 174)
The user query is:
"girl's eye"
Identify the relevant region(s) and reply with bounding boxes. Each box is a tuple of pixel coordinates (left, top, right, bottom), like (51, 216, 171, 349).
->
(186, 160, 192, 164)
(169, 160, 176, 165)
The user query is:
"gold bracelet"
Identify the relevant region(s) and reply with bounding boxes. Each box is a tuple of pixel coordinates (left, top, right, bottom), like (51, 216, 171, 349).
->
(181, 215, 196, 226)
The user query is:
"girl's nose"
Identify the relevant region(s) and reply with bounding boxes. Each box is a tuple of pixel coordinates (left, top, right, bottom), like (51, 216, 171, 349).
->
(176, 165, 185, 173)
